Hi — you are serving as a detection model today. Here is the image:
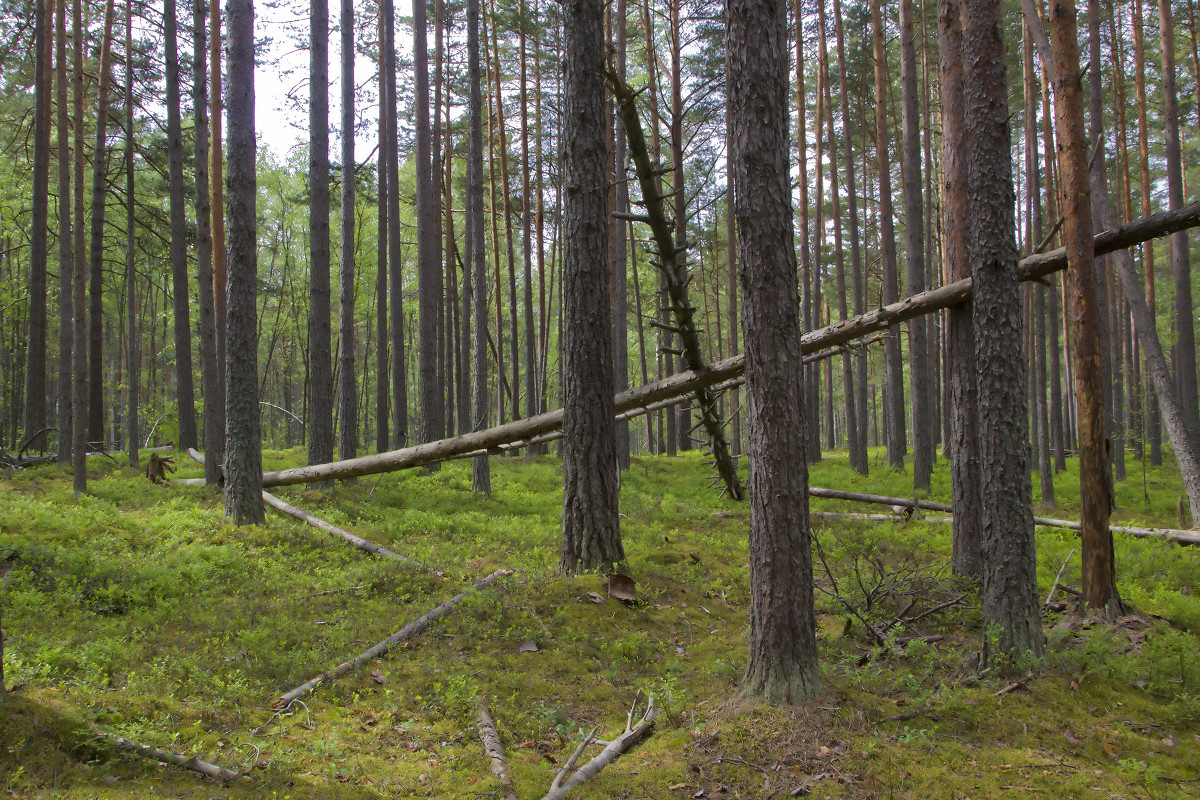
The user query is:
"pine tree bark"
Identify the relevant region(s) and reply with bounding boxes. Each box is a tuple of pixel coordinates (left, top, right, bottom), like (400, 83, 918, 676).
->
(416, 0, 443, 445)
(71, 0, 86, 494)
(382, 0, 407, 446)
(25, 0, 51, 450)
(729, 0, 821, 704)
(940, 0, 982, 578)
(873, 0, 907, 471)
(1159, 0, 1200, 449)
(963, 0, 1045, 660)
(56, 0, 72, 466)
(558, 0, 622, 574)
(210, 0, 227, 436)
(194, 0, 221, 485)
(337, 0, 357, 468)
(901, 0, 932, 490)
(308, 0, 334, 483)
(467, 0, 491, 495)
(125, 0, 137, 467)
(87, 0, 116, 447)
(375, 9, 389, 452)
(612, 0, 630, 470)
(224, 0, 265, 524)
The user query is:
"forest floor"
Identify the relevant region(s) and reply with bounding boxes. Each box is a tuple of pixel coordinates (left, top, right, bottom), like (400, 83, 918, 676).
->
(1, 446, 1199, 799)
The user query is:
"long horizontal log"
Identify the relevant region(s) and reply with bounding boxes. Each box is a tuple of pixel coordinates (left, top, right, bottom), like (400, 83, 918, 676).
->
(809, 487, 954, 513)
(262, 201, 1200, 488)
(97, 730, 240, 782)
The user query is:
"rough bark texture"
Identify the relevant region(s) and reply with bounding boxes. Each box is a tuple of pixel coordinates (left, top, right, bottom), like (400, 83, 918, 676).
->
(87, 0, 116, 447)
(337, 0, 358, 467)
(1160, 0, 1200, 449)
(939, 0, 983, 578)
(124, 0, 137, 468)
(873, 0, 907, 471)
(25, 0, 50, 448)
(900, 0, 931, 491)
(223, 0, 265, 525)
(729, 0, 821, 704)
(165, 0, 197, 451)
(467, 0, 490, 496)
(308, 0, 334, 485)
(376, 14, 389, 452)
(71, 0, 86, 495)
(1058, 0, 1118, 613)
(194, 0, 221, 485)
(558, 0, 623, 574)
(962, 0, 1045, 661)
(210, 0, 227, 440)
(416, 0, 443, 445)
(383, 0, 407, 446)
(56, 0, 73, 466)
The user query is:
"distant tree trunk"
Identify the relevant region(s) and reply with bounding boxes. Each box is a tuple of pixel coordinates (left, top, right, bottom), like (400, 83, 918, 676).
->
(612, 0, 630, 470)
(224, 0, 265, 525)
(194, 0, 221, 485)
(71, 0, 87, 493)
(834, 0, 868, 476)
(375, 9, 389, 451)
(382, 0, 407, 446)
(794, 0, 815, 464)
(726, 113, 740, 458)
(87, 0, 116, 448)
(940, 0, 982, 578)
(1160, 0, 1200, 449)
(416, 0, 443, 446)
(963, 0, 1045, 661)
(165, 0, 196, 451)
(25, 0, 51, 450)
(558, 0, 622, 574)
(56, 0, 72, 467)
(308, 0, 334, 483)
(729, 0, 821, 704)
(211, 0, 226, 437)
(467, 0, 491, 495)
(125, 0, 137, 467)
(873, 0, 907, 471)
(337, 0, 358, 468)
(670, 0, 690, 453)
(900, 0, 931, 490)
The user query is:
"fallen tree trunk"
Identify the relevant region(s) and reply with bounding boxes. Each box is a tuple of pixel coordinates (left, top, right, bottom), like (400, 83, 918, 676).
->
(809, 487, 954, 513)
(476, 701, 518, 800)
(96, 730, 240, 782)
(185, 449, 438, 573)
(261, 201, 1200, 488)
(276, 569, 510, 707)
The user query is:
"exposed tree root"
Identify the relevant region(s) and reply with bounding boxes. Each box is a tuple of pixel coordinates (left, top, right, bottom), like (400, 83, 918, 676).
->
(539, 692, 658, 800)
(275, 569, 511, 707)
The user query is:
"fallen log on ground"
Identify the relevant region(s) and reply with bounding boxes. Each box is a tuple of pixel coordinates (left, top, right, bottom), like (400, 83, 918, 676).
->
(540, 692, 658, 800)
(275, 569, 511, 707)
(810, 510, 1200, 545)
(185, 449, 439, 574)
(476, 700, 518, 800)
(96, 729, 240, 782)
(809, 487, 954, 513)
(259, 201, 1200, 489)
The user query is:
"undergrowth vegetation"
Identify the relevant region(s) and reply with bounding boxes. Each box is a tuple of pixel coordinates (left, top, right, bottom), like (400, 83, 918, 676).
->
(1, 448, 1198, 798)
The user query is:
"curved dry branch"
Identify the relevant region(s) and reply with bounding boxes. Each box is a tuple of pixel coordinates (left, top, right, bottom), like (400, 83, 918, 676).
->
(539, 692, 658, 800)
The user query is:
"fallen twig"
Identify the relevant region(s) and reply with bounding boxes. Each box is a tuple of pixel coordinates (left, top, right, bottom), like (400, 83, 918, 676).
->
(539, 692, 658, 800)
(476, 700, 518, 800)
(276, 570, 511, 706)
(1045, 548, 1076, 607)
(96, 729, 240, 782)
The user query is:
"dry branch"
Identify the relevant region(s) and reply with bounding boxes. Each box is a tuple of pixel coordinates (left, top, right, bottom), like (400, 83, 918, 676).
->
(96, 730, 240, 782)
(476, 700, 518, 800)
(276, 569, 511, 707)
(539, 692, 658, 800)
(809, 487, 954, 513)
(258, 201, 1200, 488)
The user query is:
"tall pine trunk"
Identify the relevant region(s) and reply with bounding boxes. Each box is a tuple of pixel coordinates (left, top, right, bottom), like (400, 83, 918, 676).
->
(194, 0, 221, 485)
(337, 0, 358, 468)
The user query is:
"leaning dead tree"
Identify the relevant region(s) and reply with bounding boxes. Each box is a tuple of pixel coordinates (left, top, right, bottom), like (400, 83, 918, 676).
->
(259, 201, 1200, 490)
(608, 71, 742, 501)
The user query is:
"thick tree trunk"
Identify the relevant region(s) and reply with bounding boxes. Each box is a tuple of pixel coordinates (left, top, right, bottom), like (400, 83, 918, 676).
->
(559, 0, 622, 574)
(939, 0, 983, 578)
(337, 0, 357, 468)
(165, 0, 196, 451)
(873, 0, 907, 471)
(56, 0, 72, 467)
(417, 0, 443, 445)
(900, 0, 932, 490)
(87, 0, 116, 447)
(25, 0, 51, 449)
(224, 0, 265, 525)
(194, 0, 221, 485)
(1049, 0, 1119, 615)
(308, 0, 334, 486)
(729, 0, 821, 704)
(963, 0, 1045, 661)
(467, 0, 491, 496)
